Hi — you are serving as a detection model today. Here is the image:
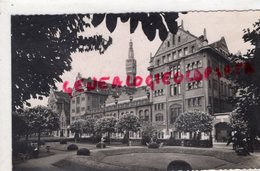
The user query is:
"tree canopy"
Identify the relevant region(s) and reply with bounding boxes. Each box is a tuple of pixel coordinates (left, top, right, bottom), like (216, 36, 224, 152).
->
(94, 116, 117, 134)
(229, 20, 260, 139)
(12, 12, 180, 111)
(116, 113, 141, 133)
(174, 111, 213, 133)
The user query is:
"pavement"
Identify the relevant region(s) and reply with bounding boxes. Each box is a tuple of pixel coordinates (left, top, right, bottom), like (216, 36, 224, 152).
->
(12, 142, 260, 171)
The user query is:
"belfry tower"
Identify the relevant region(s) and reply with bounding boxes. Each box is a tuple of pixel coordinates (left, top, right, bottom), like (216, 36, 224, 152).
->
(125, 39, 137, 87)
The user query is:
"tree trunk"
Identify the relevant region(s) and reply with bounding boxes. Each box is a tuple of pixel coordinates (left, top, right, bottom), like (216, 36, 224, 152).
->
(37, 130, 41, 150)
(25, 132, 29, 141)
(127, 131, 130, 146)
(108, 132, 111, 145)
(189, 132, 192, 139)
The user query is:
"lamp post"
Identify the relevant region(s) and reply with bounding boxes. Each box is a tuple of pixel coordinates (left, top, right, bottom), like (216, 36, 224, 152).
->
(115, 98, 119, 119)
(129, 95, 133, 102)
(103, 102, 106, 117)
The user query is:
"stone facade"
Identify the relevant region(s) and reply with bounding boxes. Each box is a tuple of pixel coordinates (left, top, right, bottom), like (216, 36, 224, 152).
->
(48, 89, 70, 137)
(65, 25, 235, 141)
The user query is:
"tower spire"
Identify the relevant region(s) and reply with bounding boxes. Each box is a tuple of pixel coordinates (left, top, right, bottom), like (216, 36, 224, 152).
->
(126, 39, 137, 88)
(128, 39, 134, 59)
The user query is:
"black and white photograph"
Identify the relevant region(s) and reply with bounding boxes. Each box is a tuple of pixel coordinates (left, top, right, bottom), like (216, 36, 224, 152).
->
(1, 1, 260, 171)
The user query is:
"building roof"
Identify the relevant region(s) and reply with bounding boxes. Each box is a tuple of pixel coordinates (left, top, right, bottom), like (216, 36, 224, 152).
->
(105, 86, 148, 105)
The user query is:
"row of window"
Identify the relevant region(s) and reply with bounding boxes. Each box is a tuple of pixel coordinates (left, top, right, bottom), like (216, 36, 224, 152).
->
(170, 84, 181, 96)
(187, 97, 202, 107)
(185, 60, 202, 71)
(155, 45, 196, 66)
(186, 81, 203, 90)
(72, 95, 90, 104)
(210, 79, 234, 96)
(71, 106, 90, 114)
(154, 103, 164, 111)
(153, 89, 165, 97)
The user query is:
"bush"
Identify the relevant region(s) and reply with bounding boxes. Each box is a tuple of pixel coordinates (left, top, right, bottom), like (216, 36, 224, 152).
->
(167, 160, 192, 171)
(167, 138, 182, 146)
(96, 142, 106, 148)
(67, 144, 78, 151)
(166, 138, 212, 148)
(141, 136, 151, 145)
(60, 139, 67, 144)
(77, 148, 90, 156)
(12, 141, 39, 158)
(91, 135, 102, 143)
(148, 142, 159, 149)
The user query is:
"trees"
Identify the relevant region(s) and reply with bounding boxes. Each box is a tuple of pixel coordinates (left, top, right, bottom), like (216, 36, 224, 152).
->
(92, 12, 179, 41)
(94, 116, 117, 143)
(70, 119, 85, 141)
(12, 12, 180, 110)
(23, 106, 60, 148)
(12, 112, 28, 142)
(116, 113, 141, 145)
(229, 20, 260, 148)
(174, 111, 213, 140)
(140, 122, 159, 145)
(82, 118, 96, 135)
(12, 14, 112, 110)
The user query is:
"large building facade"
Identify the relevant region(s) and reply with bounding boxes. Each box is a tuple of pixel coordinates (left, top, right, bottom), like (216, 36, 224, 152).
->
(51, 24, 235, 142)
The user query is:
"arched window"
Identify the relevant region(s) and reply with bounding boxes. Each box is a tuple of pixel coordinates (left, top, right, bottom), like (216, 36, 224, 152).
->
(155, 113, 163, 122)
(144, 110, 149, 121)
(170, 104, 182, 124)
(139, 110, 143, 120)
(130, 111, 134, 115)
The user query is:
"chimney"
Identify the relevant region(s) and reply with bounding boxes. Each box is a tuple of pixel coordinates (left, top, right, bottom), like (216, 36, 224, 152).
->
(203, 28, 208, 45)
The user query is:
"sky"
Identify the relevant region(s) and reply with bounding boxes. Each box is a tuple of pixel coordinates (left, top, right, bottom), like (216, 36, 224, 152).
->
(28, 11, 260, 107)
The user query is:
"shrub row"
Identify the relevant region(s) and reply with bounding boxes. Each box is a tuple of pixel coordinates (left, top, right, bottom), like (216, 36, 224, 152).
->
(167, 139, 212, 148)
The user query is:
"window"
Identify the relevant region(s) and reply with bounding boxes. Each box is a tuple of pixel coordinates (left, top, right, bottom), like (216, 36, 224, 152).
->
(87, 106, 90, 110)
(72, 109, 75, 113)
(170, 105, 181, 124)
(192, 62, 196, 69)
(220, 81, 223, 94)
(173, 52, 177, 60)
(81, 107, 85, 111)
(167, 54, 171, 62)
(154, 104, 157, 110)
(208, 80, 211, 89)
(197, 97, 201, 106)
(72, 99, 75, 104)
(172, 35, 175, 45)
(88, 96, 90, 100)
(170, 84, 181, 96)
(213, 79, 218, 90)
(76, 107, 80, 113)
(188, 99, 191, 107)
(155, 114, 164, 122)
(144, 110, 149, 121)
(184, 47, 188, 56)
(224, 83, 227, 96)
(192, 98, 196, 107)
(187, 81, 203, 90)
(156, 59, 160, 66)
(81, 96, 85, 101)
(162, 56, 165, 64)
(178, 36, 181, 43)
(191, 46, 195, 53)
(76, 96, 80, 104)
(197, 60, 202, 68)
(167, 41, 170, 47)
(178, 49, 183, 58)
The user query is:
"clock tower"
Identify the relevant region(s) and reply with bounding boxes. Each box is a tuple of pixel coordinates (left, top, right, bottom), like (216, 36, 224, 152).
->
(126, 39, 137, 87)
